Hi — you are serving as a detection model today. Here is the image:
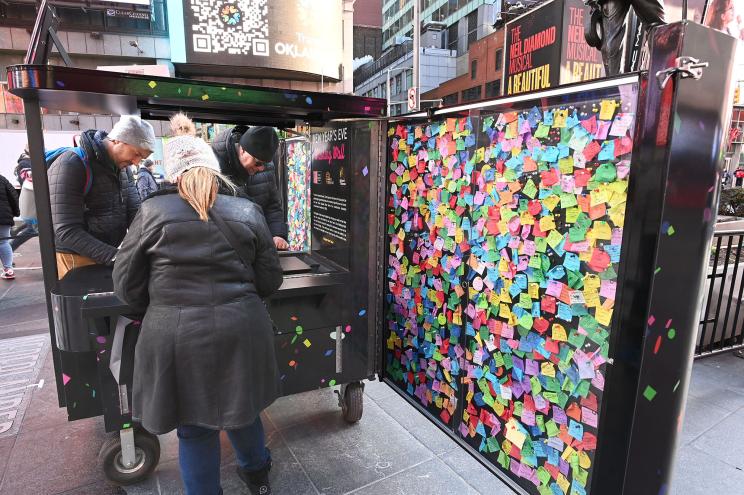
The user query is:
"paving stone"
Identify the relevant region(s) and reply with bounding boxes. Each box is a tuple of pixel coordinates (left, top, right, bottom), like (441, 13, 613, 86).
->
(671, 445, 744, 495)
(0, 437, 15, 487)
(679, 395, 732, 446)
(350, 457, 471, 495)
(363, 378, 396, 402)
(265, 388, 343, 431)
(57, 481, 126, 494)
(278, 397, 433, 495)
(440, 447, 519, 495)
(0, 418, 109, 495)
(690, 405, 744, 468)
(19, 352, 70, 433)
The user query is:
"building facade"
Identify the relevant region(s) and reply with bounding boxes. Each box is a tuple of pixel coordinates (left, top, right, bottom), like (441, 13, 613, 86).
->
(421, 27, 504, 106)
(354, 0, 383, 60)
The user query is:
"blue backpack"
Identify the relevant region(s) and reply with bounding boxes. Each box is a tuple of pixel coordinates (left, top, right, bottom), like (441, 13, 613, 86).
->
(45, 147, 93, 196)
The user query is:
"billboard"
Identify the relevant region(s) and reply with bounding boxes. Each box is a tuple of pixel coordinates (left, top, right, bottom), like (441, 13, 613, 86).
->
(504, 0, 606, 95)
(170, 0, 344, 80)
(504, 0, 562, 95)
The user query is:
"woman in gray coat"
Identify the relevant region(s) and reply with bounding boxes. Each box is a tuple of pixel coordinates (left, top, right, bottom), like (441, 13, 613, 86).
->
(113, 130, 283, 495)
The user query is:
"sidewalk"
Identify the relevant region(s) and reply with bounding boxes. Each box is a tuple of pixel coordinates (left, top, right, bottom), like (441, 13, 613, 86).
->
(1, 239, 744, 494)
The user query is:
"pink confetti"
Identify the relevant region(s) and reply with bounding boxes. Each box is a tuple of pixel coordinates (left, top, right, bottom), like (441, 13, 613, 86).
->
(665, 319, 672, 328)
(345, 325, 352, 333)
(62, 373, 71, 386)
(648, 316, 655, 326)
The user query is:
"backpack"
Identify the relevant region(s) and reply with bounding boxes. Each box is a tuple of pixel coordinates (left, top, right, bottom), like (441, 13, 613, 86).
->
(45, 147, 93, 196)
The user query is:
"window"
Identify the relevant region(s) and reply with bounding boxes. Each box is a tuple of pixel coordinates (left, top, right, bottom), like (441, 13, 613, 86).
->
(485, 80, 501, 98)
(495, 49, 503, 71)
(447, 23, 458, 51)
(406, 70, 413, 89)
(395, 73, 403, 94)
(461, 85, 482, 102)
(467, 10, 478, 47)
(471, 60, 477, 80)
(382, 84, 387, 99)
(442, 92, 458, 106)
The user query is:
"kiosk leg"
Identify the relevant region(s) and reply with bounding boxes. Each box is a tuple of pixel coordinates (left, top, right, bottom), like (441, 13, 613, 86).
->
(337, 381, 364, 423)
(98, 426, 160, 485)
(120, 428, 136, 469)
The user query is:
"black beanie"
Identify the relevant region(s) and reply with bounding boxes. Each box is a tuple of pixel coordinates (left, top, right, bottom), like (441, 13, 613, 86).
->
(239, 126, 279, 162)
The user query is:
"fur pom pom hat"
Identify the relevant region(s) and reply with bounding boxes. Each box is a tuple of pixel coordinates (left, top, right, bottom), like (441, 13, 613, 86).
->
(164, 114, 219, 181)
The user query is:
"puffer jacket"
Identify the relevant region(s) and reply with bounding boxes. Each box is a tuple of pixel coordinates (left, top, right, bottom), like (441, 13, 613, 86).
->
(136, 166, 159, 201)
(0, 174, 19, 226)
(113, 187, 284, 434)
(48, 130, 140, 264)
(211, 126, 288, 239)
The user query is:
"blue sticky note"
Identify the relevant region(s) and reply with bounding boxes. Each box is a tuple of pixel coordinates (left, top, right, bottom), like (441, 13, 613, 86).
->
(543, 147, 560, 162)
(544, 110, 554, 126)
(568, 420, 584, 440)
(605, 244, 621, 262)
(557, 302, 572, 321)
(564, 252, 580, 271)
(598, 140, 615, 161)
(547, 266, 566, 280)
(566, 110, 579, 128)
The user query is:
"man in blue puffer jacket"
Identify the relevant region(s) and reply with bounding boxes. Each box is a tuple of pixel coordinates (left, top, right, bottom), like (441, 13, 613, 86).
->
(212, 126, 289, 250)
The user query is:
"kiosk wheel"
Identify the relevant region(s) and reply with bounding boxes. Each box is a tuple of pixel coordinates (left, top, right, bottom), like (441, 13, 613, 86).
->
(341, 381, 364, 423)
(99, 428, 160, 485)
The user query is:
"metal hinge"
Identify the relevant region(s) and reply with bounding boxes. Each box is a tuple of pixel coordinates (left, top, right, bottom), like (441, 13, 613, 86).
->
(656, 56, 709, 90)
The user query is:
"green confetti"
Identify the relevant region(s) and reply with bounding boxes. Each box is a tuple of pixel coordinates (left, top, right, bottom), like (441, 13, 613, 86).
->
(673, 380, 680, 392)
(667, 225, 675, 236)
(667, 328, 676, 339)
(328, 379, 336, 387)
(295, 325, 303, 335)
(123, 423, 131, 429)
(643, 385, 657, 401)
(654, 267, 661, 274)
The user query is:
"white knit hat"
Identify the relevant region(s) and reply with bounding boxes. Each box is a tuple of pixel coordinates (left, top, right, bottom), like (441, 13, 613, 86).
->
(108, 115, 157, 152)
(164, 135, 221, 182)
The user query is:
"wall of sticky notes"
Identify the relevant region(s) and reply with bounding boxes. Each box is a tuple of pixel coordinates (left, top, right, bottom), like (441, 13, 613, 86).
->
(285, 138, 311, 251)
(385, 84, 638, 494)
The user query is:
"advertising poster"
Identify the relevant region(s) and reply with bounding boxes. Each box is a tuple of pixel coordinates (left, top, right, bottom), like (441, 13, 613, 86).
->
(504, 0, 562, 95)
(560, 0, 605, 84)
(311, 126, 351, 267)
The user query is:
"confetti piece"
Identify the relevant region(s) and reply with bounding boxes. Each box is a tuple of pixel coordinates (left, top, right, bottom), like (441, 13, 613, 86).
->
(665, 319, 672, 328)
(648, 316, 656, 326)
(655, 267, 662, 274)
(667, 328, 676, 339)
(673, 380, 680, 392)
(303, 339, 311, 348)
(96, 336, 106, 344)
(358, 309, 367, 316)
(653, 335, 662, 354)
(123, 423, 131, 429)
(667, 225, 675, 236)
(328, 379, 336, 387)
(305, 96, 313, 105)
(362, 166, 369, 176)
(344, 325, 352, 333)
(324, 349, 334, 357)
(295, 325, 303, 335)
(289, 360, 296, 367)
(291, 315, 298, 321)
(62, 373, 71, 386)
(643, 385, 657, 401)
(201, 94, 209, 101)
(148, 81, 156, 89)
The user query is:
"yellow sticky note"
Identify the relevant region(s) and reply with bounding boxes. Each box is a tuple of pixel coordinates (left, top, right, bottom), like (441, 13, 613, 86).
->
(543, 195, 561, 211)
(505, 418, 526, 449)
(520, 211, 535, 225)
(584, 274, 601, 291)
(565, 207, 580, 224)
(584, 290, 600, 308)
(552, 324, 568, 341)
(595, 306, 613, 326)
(541, 361, 556, 378)
(592, 221, 612, 240)
(540, 215, 556, 232)
(557, 474, 571, 493)
(599, 99, 617, 120)
(529, 283, 540, 299)
(559, 156, 574, 174)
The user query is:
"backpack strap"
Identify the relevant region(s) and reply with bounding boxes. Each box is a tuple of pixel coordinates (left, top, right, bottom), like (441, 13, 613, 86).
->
(70, 147, 93, 196)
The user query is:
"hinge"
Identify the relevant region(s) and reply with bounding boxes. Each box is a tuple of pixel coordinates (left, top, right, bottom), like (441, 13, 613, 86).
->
(655, 56, 709, 90)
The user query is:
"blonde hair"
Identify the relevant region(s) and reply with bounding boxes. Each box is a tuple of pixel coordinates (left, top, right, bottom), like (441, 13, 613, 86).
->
(177, 167, 237, 221)
(170, 112, 197, 137)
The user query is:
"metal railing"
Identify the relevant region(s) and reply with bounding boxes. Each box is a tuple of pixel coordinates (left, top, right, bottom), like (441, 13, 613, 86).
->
(696, 230, 744, 357)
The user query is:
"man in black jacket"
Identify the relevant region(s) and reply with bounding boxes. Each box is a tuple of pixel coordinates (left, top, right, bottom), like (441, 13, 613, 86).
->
(0, 173, 19, 279)
(212, 126, 289, 250)
(49, 115, 155, 278)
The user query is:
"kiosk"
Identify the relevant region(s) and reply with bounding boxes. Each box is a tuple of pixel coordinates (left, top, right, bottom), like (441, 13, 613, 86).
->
(7, 19, 738, 495)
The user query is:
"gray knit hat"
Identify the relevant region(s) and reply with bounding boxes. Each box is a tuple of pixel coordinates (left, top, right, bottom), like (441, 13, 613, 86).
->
(108, 115, 157, 152)
(164, 135, 220, 182)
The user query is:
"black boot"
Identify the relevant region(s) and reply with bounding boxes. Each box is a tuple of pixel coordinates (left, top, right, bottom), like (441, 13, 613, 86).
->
(236, 461, 272, 495)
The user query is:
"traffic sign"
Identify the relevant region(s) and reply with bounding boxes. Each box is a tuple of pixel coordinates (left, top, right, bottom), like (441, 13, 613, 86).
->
(407, 87, 417, 111)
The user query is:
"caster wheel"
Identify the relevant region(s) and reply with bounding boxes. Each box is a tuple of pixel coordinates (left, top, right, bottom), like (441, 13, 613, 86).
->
(341, 382, 364, 423)
(99, 429, 160, 485)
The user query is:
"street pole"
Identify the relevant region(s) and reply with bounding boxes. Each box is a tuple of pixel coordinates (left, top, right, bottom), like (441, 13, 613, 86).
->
(412, 0, 420, 111)
(386, 67, 391, 116)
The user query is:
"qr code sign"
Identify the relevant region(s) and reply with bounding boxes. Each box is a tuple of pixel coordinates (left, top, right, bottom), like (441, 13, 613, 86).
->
(189, 0, 269, 56)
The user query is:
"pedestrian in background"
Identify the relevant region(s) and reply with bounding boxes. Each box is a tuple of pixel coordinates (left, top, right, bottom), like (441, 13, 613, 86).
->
(136, 158, 159, 200)
(0, 172, 19, 280)
(113, 116, 283, 495)
(11, 145, 38, 252)
(49, 115, 154, 279)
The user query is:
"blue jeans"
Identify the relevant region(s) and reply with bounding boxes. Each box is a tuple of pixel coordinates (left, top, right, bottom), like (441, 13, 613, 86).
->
(0, 226, 12, 269)
(177, 417, 271, 495)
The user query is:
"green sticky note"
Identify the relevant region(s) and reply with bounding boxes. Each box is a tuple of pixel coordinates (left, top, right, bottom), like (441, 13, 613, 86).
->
(535, 123, 550, 138)
(537, 467, 552, 485)
(547, 230, 564, 249)
(546, 419, 560, 437)
(643, 385, 657, 401)
(523, 179, 538, 199)
(594, 162, 617, 182)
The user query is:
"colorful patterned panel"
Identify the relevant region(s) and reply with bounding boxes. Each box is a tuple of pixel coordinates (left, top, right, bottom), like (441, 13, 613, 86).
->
(460, 95, 635, 494)
(385, 118, 475, 425)
(384, 86, 637, 494)
(286, 139, 311, 251)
